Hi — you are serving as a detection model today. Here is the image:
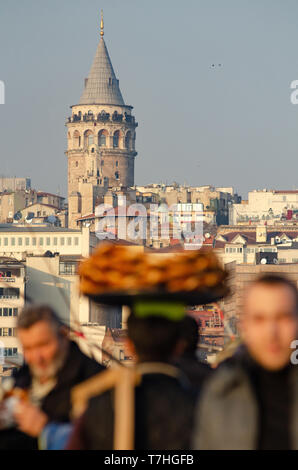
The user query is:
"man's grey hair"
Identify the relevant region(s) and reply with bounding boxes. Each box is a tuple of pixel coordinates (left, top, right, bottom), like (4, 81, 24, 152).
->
(17, 305, 66, 336)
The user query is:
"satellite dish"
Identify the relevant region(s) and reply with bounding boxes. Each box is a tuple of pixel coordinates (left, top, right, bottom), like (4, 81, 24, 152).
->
(47, 215, 57, 224)
(273, 258, 278, 264)
(26, 212, 34, 223)
(205, 232, 211, 239)
(13, 211, 22, 221)
(260, 258, 267, 264)
(85, 222, 91, 228)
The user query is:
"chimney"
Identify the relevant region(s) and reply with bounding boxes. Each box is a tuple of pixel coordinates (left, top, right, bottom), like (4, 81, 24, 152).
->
(256, 225, 267, 243)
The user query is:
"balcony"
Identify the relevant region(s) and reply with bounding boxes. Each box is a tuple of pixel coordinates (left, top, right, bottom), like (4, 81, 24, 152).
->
(68, 114, 136, 126)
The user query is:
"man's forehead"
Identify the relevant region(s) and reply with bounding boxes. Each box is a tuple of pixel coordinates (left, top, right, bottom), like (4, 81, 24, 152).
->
(244, 282, 296, 309)
(18, 320, 55, 339)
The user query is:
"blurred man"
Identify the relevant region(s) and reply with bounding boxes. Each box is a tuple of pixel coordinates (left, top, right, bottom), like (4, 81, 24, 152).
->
(193, 275, 298, 450)
(0, 305, 104, 449)
(66, 302, 198, 450)
(175, 315, 212, 389)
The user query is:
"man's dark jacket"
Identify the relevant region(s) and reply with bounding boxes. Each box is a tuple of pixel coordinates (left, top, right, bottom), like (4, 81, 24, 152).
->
(67, 364, 198, 450)
(0, 341, 104, 449)
(192, 348, 298, 450)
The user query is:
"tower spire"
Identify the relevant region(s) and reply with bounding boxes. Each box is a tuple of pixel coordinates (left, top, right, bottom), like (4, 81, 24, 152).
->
(100, 10, 104, 38)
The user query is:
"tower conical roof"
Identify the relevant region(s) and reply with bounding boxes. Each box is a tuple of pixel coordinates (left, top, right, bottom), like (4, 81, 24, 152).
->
(79, 37, 125, 106)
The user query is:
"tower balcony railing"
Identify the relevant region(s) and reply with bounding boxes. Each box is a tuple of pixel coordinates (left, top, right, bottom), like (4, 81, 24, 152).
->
(67, 114, 136, 125)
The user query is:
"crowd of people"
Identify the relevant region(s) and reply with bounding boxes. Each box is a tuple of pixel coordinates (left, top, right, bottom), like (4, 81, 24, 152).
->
(0, 274, 297, 450)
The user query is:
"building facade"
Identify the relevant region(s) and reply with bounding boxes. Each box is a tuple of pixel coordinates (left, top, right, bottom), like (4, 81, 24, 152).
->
(0, 258, 25, 370)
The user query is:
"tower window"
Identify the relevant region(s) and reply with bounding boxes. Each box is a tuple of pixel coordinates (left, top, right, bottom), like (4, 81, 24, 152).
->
(113, 130, 120, 148)
(91, 148, 94, 153)
(84, 130, 93, 147)
(98, 129, 108, 147)
(73, 130, 81, 148)
(115, 171, 119, 180)
(75, 161, 78, 167)
(125, 131, 131, 150)
(116, 161, 118, 167)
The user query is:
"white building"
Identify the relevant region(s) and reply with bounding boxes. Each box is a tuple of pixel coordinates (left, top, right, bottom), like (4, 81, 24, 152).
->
(230, 190, 298, 225)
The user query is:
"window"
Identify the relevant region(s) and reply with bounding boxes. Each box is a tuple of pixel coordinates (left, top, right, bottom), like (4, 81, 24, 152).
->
(11, 238, 15, 246)
(91, 148, 94, 153)
(115, 171, 119, 180)
(0, 328, 15, 337)
(116, 161, 118, 167)
(25, 238, 30, 246)
(13, 308, 18, 317)
(18, 238, 22, 246)
(32, 238, 37, 246)
(98, 130, 108, 147)
(59, 262, 77, 275)
(67, 237, 72, 246)
(125, 132, 131, 150)
(4, 238, 8, 246)
(74, 237, 79, 246)
(39, 238, 44, 246)
(3, 348, 18, 357)
(113, 131, 120, 148)
(53, 237, 58, 246)
(0, 288, 20, 299)
(46, 237, 50, 246)
(60, 237, 65, 246)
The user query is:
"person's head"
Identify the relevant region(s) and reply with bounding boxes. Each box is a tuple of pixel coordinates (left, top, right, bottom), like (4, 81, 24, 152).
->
(126, 312, 183, 363)
(178, 315, 200, 357)
(17, 305, 69, 379)
(241, 275, 298, 371)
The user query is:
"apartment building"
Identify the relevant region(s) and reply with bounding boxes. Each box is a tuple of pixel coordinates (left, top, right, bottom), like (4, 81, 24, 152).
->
(0, 258, 25, 371)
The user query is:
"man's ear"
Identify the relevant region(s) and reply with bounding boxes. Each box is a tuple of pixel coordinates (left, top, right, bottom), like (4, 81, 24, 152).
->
(59, 325, 70, 339)
(173, 339, 187, 358)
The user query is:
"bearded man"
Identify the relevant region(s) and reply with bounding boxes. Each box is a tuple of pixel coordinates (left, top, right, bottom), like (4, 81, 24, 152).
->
(0, 305, 104, 449)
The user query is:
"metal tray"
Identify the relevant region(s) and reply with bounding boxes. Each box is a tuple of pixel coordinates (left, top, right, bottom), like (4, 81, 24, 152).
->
(87, 285, 229, 307)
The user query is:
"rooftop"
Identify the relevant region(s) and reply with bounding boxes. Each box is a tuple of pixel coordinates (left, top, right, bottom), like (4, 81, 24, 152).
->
(79, 18, 125, 107)
(0, 224, 80, 233)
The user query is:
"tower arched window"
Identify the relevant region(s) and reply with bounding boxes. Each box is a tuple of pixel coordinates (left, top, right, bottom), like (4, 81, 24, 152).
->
(84, 130, 93, 147)
(98, 129, 108, 147)
(73, 130, 81, 148)
(115, 171, 119, 180)
(113, 130, 120, 148)
(125, 131, 131, 150)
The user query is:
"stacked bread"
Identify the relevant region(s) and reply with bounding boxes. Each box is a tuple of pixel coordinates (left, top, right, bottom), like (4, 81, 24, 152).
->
(79, 243, 227, 296)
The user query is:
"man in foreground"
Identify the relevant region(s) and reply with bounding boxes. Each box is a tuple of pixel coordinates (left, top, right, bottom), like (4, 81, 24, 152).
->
(193, 274, 298, 450)
(175, 315, 212, 389)
(66, 302, 198, 450)
(0, 305, 104, 449)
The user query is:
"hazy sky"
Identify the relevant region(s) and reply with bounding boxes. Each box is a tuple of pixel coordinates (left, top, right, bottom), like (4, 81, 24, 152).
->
(0, 0, 298, 198)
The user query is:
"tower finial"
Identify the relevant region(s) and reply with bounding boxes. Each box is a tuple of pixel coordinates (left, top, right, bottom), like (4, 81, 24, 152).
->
(100, 10, 104, 38)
